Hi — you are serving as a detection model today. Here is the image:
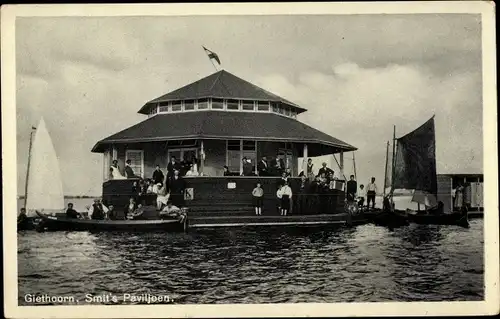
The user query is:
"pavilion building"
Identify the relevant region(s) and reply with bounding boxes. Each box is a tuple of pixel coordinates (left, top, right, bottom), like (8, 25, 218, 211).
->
(91, 70, 357, 217)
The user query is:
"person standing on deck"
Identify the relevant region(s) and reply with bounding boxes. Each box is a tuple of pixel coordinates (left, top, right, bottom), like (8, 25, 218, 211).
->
(306, 159, 315, 181)
(252, 182, 264, 215)
(166, 157, 181, 191)
(169, 170, 186, 208)
(124, 160, 136, 178)
(66, 203, 80, 219)
(257, 156, 269, 176)
(357, 184, 366, 207)
(110, 160, 126, 180)
(454, 183, 464, 210)
(317, 162, 334, 178)
(18, 208, 28, 224)
(152, 165, 165, 186)
(242, 157, 253, 176)
(296, 175, 310, 215)
(346, 175, 357, 202)
(280, 181, 293, 216)
(366, 177, 378, 209)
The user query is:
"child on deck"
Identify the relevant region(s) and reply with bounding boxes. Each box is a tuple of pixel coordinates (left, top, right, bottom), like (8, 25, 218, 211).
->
(280, 181, 293, 216)
(252, 182, 264, 215)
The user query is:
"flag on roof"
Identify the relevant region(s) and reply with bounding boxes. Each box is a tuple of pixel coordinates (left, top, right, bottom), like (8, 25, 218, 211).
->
(203, 46, 221, 65)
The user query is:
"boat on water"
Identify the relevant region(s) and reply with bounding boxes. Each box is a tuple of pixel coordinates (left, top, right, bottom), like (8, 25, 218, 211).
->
(21, 117, 188, 233)
(378, 116, 469, 228)
(35, 211, 187, 232)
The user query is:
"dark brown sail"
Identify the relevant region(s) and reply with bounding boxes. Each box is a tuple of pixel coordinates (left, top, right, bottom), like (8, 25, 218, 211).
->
(392, 116, 437, 196)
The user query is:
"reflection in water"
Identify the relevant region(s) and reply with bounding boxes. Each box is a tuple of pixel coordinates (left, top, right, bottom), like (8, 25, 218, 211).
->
(18, 220, 484, 304)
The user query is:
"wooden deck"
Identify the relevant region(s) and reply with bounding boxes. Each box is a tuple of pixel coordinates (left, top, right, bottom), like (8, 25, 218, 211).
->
(188, 213, 372, 228)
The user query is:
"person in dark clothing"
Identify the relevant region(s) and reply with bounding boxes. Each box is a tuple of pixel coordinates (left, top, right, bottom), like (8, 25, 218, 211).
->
(169, 170, 186, 207)
(308, 178, 320, 214)
(257, 157, 269, 176)
(66, 203, 80, 219)
(296, 175, 310, 215)
(242, 157, 253, 176)
(18, 208, 28, 224)
(152, 165, 165, 186)
(124, 197, 139, 220)
(124, 159, 136, 178)
(166, 157, 181, 189)
(346, 175, 357, 202)
(89, 199, 106, 220)
(180, 157, 192, 176)
(317, 162, 334, 178)
(223, 165, 231, 176)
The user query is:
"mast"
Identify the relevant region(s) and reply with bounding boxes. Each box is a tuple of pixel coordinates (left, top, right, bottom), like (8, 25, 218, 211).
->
(383, 141, 390, 197)
(352, 152, 357, 180)
(24, 126, 36, 208)
(390, 125, 396, 203)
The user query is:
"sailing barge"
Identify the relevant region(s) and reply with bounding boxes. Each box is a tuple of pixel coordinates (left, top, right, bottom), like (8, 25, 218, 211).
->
(378, 116, 471, 228)
(91, 70, 370, 228)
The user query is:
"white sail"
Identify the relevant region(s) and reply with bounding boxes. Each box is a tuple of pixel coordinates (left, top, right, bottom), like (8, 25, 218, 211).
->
(25, 117, 64, 217)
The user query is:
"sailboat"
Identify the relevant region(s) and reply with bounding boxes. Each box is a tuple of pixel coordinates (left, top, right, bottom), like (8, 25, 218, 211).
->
(18, 117, 65, 230)
(386, 116, 469, 228)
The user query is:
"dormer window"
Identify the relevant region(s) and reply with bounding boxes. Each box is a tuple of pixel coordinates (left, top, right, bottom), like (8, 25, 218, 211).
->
(212, 98, 224, 110)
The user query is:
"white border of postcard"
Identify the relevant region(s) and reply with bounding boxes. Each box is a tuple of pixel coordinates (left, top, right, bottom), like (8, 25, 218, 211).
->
(2, 1, 498, 318)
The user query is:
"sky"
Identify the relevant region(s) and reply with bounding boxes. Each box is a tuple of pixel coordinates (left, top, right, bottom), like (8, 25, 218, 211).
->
(16, 14, 483, 196)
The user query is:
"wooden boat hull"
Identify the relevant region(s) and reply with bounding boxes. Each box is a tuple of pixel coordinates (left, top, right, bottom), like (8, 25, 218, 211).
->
(405, 211, 469, 228)
(369, 209, 410, 228)
(35, 211, 187, 232)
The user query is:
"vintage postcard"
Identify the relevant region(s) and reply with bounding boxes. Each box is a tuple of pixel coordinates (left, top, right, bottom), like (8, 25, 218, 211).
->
(2, 2, 498, 318)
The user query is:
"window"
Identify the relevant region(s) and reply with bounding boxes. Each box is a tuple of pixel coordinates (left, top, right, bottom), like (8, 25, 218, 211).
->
(198, 98, 209, 110)
(278, 106, 285, 114)
(172, 101, 182, 112)
(184, 100, 195, 111)
(271, 102, 279, 113)
(257, 101, 270, 111)
(125, 150, 144, 178)
(242, 100, 254, 111)
(212, 98, 224, 109)
(227, 140, 241, 172)
(159, 102, 169, 113)
(283, 106, 291, 116)
(226, 140, 257, 175)
(291, 110, 297, 118)
(226, 99, 239, 110)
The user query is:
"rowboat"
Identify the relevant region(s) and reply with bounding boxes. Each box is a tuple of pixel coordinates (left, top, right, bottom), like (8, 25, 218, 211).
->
(35, 211, 187, 232)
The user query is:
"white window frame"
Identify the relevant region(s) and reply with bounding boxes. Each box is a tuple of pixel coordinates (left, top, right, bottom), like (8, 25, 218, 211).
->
(125, 149, 144, 178)
(167, 147, 198, 163)
(226, 139, 257, 175)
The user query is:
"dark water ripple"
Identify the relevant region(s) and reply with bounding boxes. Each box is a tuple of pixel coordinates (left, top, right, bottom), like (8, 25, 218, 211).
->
(17, 219, 484, 304)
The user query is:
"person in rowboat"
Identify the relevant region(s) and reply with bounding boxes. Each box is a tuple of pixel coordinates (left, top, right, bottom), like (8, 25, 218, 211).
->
(88, 198, 108, 220)
(66, 203, 80, 219)
(18, 208, 28, 224)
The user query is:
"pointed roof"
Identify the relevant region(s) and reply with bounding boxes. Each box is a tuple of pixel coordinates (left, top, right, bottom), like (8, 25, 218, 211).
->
(138, 70, 307, 115)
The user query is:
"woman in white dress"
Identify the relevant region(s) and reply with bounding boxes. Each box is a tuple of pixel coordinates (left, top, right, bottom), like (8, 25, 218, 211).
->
(110, 160, 126, 180)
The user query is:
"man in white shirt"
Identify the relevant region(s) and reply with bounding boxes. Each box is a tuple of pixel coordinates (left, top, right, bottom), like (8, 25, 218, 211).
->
(366, 177, 378, 209)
